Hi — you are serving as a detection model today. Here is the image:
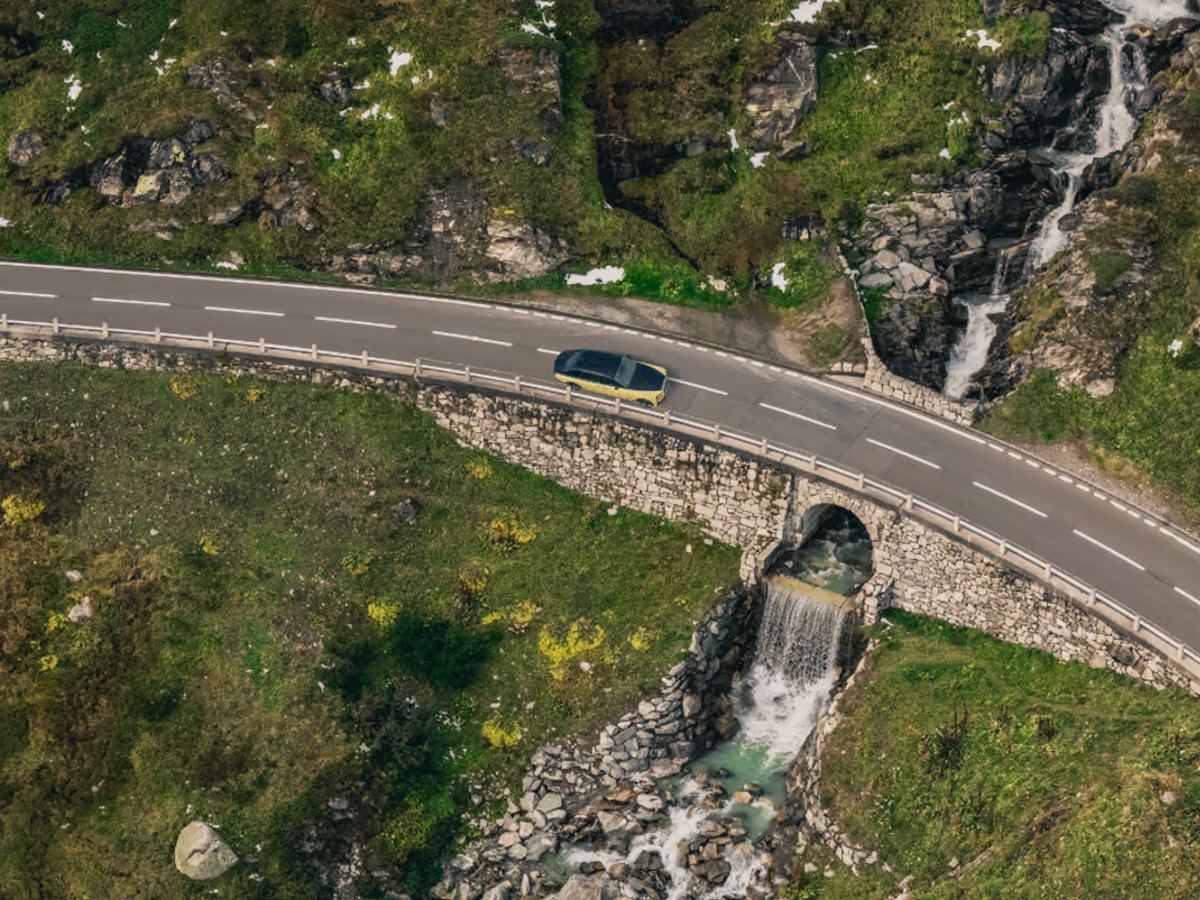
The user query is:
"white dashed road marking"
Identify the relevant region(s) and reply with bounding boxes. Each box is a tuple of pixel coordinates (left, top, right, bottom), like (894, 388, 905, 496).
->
(866, 438, 942, 470)
(205, 305, 284, 317)
(758, 402, 837, 431)
(431, 330, 512, 347)
(315, 316, 396, 329)
(1176, 586, 1200, 608)
(0, 290, 56, 299)
(536, 348, 559, 356)
(667, 378, 728, 396)
(1073, 530, 1146, 571)
(91, 296, 170, 307)
(972, 481, 1048, 518)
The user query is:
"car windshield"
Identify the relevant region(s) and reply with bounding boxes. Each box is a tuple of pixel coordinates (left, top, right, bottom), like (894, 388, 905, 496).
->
(615, 357, 636, 387)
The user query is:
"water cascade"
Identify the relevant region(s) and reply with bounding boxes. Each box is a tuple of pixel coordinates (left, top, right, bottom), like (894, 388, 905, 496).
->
(942, 0, 1191, 397)
(567, 580, 851, 898)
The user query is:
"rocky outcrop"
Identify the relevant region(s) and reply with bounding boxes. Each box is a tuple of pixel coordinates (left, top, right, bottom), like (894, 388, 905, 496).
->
(497, 46, 563, 124)
(6, 130, 44, 167)
(853, 171, 1004, 388)
(81, 120, 224, 208)
(744, 33, 819, 151)
(980, 28, 1108, 147)
(174, 821, 237, 880)
(330, 178, 566, 284)
(186, 59, 256, 121)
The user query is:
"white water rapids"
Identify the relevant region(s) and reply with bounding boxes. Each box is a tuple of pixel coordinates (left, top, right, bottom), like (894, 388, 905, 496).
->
(943, 0, 1191, 400)
(562, 582, 846, 898)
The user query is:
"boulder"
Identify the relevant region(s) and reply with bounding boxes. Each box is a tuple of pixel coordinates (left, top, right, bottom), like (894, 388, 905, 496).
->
(186, 59, 255, 120)
(484, 220, 568, 281)
(496, 47, 562, 121)
(392, 497, 422, 525)
(67, 596, 93, 624)
(1190, 312, 1200, 349)
(174, 821, 237, 880)
(554, 874, 614, 900)
(7, 131, 45, 167)
(744, 34, 818, 150)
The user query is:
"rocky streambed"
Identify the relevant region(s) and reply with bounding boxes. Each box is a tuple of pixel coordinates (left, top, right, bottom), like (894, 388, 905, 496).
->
(433, 514, 872, 900)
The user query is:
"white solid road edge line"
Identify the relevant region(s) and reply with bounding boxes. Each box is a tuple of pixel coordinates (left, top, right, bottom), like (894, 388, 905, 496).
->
(758, 402, 837, 431)
(204, 305, 284, 317)
(431, 330, 513, 348)
(314, 316, 396, 330)
(972, 481, 1048, 518)
(1161, 527, 1200, 557)
(0, 289, 57, 299)
(1073, 529, 1146, 571)
(667, 378, 728, 396)
(92, 296, 171, 307)
(866, 437, 942, 470)
(1176, 586, 1200, 608)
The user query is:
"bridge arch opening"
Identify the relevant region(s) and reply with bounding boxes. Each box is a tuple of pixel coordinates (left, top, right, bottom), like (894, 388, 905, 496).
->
(770, 503, 874, 597)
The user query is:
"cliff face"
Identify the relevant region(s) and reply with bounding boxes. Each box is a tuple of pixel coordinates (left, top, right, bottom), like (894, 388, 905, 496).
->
(979, 24, 1200, 401)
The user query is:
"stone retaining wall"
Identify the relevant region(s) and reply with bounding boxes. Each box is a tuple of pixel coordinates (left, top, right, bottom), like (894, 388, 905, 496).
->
(859, 338, 979, 426)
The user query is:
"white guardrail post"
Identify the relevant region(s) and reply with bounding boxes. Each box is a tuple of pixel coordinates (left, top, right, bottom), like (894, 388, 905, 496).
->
(11, 318, 1200, 690)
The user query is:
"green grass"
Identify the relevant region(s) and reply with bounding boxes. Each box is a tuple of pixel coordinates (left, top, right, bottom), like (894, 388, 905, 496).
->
(795, 610, 1200, 899)
(1090, 251, 1135, 289)
(0, 362, 739, 898)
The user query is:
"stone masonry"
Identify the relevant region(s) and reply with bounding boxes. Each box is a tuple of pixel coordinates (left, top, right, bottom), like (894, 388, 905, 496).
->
(0, 333, 1192, 695)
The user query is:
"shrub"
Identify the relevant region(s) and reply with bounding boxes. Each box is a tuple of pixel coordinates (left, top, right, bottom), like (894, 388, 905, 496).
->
(341, 548, 375, 576)
(481, 718, 522, 749)
(245, 385, 268, 404)
(367, 600, 400, 628)
(169, 376, 201, 401)
(465, 459, 493, 480)
(538, 618, 605, 680)
(1, 494, 44, 529)
(487, 516, 538, 552)
(198, 534, 220, 556)
(919, 706, 970, 777)
(628, 626, 651, 652)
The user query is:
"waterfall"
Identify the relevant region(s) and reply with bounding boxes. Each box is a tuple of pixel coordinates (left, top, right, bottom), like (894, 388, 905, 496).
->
(565, 580, 850, 899)
(1027, 25, 1146, 269)
(943, 0, 1189, 398)
(943, 254, 1013, 400)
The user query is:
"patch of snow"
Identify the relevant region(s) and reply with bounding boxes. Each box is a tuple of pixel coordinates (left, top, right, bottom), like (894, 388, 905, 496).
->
(966, 29, 1002, 52)
(788, 0, 838, 24)
(266, 58, 277, 67)
(360, 103, 381, 120)
(939, 147, 951, 159)
(728, 128, 739, 151)
(771, 262, 789, 291)
(118, 19, 129, 28)
(750, 152, 769, 168)
(388, 48, 413, 76)
(331, 148, 342, 160)
(411, 75, 421, 85)
(566, 265, 625, 286)
(855, 43, 879, 53)
(37, 12, 45, 20)
(354, 79, 371, 90)
(384, 111, 394, 120)
(96, 51, 102, 60)
(339, 107, 352, 117)
(65, 75, 83, 101)
(149, 50, 159, 62)
(521, 23, 549, 37)
(169, 18, 178, 28)
(256, 123, 269, 130)
(1169, 338, 1184, 357)
(347, 36, 360, 47)
(943, 101, 957, 110)
(61, 39, 74, 54)
(215, 261, 239, 270)
(0, 218, 10, 228)
(863, 73, 876, 83)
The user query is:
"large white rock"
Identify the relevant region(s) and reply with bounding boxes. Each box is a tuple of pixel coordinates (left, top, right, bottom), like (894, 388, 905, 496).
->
(174, 821, 237, 880)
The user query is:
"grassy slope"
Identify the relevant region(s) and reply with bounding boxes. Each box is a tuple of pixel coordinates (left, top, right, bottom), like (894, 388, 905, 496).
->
(0, 0, 1034, 309)
(790, 611, 1200, 900)
(981, 93, 1200, 512)
(0, 362, 738, 898)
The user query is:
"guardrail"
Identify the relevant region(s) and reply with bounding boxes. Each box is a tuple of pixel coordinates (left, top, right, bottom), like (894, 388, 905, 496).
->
(6, 316, 1200, 690)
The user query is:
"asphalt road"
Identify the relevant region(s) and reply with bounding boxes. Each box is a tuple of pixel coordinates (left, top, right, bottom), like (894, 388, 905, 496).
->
(2, 260, 1198, 650)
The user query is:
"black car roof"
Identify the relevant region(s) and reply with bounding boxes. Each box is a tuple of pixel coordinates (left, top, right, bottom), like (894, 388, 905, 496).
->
(558, 349, 623, 378)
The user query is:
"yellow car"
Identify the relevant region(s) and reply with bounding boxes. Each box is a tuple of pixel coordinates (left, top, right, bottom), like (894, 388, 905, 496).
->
(553, 348, 668, 406)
